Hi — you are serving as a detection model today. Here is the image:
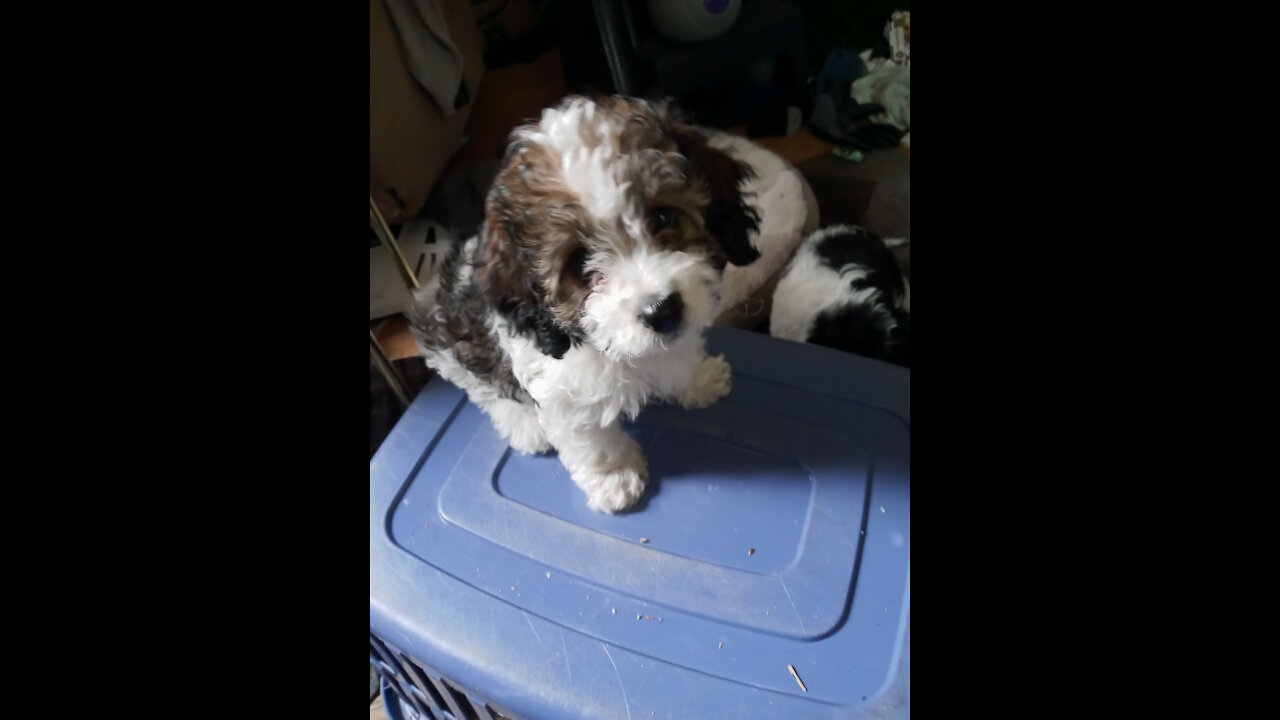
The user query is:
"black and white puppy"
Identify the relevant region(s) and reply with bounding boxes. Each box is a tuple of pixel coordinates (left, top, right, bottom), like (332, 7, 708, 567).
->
(769, 225, 910, 367)
(408, 95, 761, 513)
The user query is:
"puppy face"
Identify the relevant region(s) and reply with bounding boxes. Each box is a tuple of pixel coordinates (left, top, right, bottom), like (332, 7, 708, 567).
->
(479, 96, 760, 360)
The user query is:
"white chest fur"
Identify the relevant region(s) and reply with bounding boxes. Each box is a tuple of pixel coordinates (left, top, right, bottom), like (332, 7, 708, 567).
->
(499, 324, 703, 429)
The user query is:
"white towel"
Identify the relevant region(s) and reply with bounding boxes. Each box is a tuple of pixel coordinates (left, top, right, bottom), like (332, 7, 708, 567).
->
(383, 0, 466, 115)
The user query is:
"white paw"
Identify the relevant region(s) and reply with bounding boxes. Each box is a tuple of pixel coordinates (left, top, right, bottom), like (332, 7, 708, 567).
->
(581, 461, 649, 514)
(678, 354, 733, 409)
(506, 421, 551, 455)
(586, 461, 650, 512)
(489, 401, 550, 454)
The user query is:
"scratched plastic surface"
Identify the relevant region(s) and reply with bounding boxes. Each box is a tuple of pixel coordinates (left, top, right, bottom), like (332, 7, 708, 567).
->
(370, 327, 910, 719)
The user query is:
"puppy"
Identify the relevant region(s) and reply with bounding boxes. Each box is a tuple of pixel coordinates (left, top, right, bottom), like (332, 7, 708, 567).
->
(408, 96, 761, 513)
(769, 225, 910, 367)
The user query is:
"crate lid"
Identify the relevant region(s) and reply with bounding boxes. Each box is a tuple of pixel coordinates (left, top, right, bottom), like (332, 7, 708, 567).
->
(370, 327, 909, 719)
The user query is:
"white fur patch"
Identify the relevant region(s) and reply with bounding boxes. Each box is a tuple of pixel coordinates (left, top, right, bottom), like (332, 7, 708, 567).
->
(677, 354, 733, 409)
(499, 317, 708, 430)
(520, 98, 627, 222)
(456, 236, 478, 284)
(770, 247, 871, 342)
(487, 398, 549, 454)
(582, 247, 720, 361)
(770, 225, 910, 344)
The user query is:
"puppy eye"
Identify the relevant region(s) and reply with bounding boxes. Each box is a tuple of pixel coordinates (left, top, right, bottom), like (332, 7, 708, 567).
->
(567, 247, 590, 279)
(648, 206, 678, 233)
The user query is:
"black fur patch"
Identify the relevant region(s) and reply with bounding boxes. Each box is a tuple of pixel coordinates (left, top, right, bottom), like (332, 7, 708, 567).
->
(808, 304, 910, 368)
(673, 128, 762, 267)
(812, 227, 906, 302)
(406, 239, 532, 401)
(803, 227, 910, 367)
(521, 301, 575, 360)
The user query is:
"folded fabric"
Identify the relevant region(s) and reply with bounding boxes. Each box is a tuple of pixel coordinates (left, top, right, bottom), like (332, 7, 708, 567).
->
(384, 0, 466, 115)
(852, 59, 910, 148)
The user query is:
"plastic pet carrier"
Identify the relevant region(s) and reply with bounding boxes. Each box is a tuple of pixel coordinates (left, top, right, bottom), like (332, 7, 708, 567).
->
(370, 327, 910, 719)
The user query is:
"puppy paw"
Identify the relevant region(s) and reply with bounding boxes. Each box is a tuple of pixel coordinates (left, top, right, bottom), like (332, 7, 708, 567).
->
(489, 401, 551, 454)
(586, 461, 650, 512)
(678, 354, 733, 409)
(506, 421, 551, 455)
(575, 440, 649, 513)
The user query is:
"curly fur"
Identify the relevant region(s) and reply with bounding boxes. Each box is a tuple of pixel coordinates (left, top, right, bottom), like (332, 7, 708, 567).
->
(769, 225, 910, 367)
(409, 95, 760, 513)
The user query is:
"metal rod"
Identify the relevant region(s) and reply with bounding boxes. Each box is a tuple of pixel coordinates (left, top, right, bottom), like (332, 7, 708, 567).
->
(370, 196, 420, 291)
(591, 0, 636, 95)
(370, 330, 413, 408)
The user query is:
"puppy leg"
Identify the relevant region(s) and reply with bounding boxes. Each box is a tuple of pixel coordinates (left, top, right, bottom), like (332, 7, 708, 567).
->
(480, 398, 550, 454)
(422, 351, 548, 453)
(544, 421, 648, 514)
(675, 353, 734, 410)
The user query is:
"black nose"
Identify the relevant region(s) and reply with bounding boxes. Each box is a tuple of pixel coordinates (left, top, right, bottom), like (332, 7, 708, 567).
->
(640, 292, 684, 335)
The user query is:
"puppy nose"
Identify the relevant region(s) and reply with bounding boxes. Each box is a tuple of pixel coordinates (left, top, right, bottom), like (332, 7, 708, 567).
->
(640, 292, 684, 335)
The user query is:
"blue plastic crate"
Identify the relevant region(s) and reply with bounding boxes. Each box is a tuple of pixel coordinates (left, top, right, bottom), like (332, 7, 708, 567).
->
(370, 327, 910, 719)
(379, 674, 416, 720)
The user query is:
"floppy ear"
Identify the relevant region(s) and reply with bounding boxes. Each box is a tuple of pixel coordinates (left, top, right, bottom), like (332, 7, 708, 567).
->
(476, 212, 530, 314)
(477, 159, 574, 359)
(674, 128, 762, 266)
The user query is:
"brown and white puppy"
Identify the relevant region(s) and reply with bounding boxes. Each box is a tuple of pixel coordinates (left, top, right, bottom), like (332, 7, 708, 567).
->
(409, 95, 760, 513)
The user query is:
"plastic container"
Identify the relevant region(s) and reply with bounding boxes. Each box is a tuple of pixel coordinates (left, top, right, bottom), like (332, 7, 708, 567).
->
(379, 674, 417, 720)
(370, 327, 910, 719)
